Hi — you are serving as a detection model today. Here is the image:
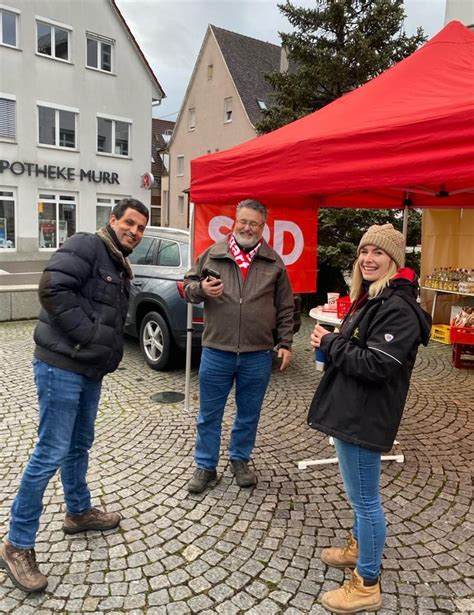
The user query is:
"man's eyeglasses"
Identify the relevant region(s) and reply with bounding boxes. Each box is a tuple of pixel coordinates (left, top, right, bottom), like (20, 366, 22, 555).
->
(236, 219, 264, 229)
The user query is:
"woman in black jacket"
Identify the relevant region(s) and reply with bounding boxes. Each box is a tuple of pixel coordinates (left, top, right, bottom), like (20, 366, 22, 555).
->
(308, 224, 431, 614)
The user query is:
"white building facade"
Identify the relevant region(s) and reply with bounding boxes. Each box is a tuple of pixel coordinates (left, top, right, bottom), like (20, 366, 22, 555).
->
(0, 0, 164, 260)
(444, 0, 474, 27)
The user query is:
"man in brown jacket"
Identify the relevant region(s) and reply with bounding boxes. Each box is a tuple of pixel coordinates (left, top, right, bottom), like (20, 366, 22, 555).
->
(184, 199, 294, 493)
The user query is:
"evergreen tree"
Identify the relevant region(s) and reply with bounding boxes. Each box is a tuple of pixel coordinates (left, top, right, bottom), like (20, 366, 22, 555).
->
(256, 1, 426, 306)
(257, 0, 425, 133)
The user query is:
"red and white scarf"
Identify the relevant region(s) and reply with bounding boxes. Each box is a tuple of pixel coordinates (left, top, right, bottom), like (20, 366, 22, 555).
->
(228, 234, 262, 280)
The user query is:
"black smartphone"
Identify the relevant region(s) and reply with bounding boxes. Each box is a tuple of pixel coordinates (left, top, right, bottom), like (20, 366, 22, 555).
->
(201, 267, 221, 281)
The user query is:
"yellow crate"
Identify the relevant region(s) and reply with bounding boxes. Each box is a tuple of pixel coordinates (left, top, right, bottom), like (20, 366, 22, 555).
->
(431, 324, 451, 344)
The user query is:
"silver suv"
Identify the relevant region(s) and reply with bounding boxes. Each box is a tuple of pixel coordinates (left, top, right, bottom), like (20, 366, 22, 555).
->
(124, 227, 203, 370)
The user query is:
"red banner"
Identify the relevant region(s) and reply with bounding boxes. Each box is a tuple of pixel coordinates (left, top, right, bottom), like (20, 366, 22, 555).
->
(193, 204, 317, 293)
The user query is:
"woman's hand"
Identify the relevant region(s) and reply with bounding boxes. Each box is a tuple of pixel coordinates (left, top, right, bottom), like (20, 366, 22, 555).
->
(310, 324, 331, 348)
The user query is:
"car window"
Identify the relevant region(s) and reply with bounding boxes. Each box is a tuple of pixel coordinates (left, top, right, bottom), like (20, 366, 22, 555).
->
(157, 239, 181, 267)
(181, 241, 189, 266)
(128, 236, 156, 265)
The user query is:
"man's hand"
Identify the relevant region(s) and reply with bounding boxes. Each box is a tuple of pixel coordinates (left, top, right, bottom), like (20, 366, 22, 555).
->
(278, 347, 292, 370)
(201, 277, 224, 298)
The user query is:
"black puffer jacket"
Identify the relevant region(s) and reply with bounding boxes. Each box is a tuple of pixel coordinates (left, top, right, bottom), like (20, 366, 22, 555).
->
(34, 232, 130, 380)
(307, 271, 431, 452)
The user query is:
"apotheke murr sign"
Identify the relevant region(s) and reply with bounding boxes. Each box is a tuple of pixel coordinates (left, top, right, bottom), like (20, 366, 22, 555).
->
(0, 160, 120, 184)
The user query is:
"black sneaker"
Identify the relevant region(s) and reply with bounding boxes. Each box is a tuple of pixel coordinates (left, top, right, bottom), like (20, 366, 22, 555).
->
(187, 468, 217, 493)
(230, 460, 257, 487)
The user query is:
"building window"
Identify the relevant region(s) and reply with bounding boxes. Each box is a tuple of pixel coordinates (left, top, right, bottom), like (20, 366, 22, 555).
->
(0, 189, 15, 249)
(177, 155, 184, 176)
(224, 97, 233, 123)
(0, 7, 19, 47)
(178, 195, 185, 215)
(162, 128, 172, 144)
(96, 196, 126, 230)
(257, 99, 267, 110)
(86, 32, 114, 72)
(150, 194, 161, 226)
(38, 192, 76, 249)
(188, 107, 196, 131)
(207, 64, 213, 79)
(97, 115, 131, 156)
(0, 96, 16, 140)
(38, 103, 77, 149)
(36, 19, 70, 61)
(150, 205, 161, 227)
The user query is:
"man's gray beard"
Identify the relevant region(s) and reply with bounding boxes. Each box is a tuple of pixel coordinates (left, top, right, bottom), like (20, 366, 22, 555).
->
(234, 231, 258, 249)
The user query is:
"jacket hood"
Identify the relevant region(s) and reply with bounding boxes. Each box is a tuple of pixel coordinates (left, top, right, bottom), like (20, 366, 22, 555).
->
(386, 268, 432, 346)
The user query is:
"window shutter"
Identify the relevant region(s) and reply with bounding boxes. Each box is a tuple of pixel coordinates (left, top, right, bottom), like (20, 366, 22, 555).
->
(0, 98, 16, 139)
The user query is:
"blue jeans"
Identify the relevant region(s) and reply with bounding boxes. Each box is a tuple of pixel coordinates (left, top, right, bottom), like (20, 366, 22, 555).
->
(8, 359, 102, 549)
(195, 348, 273, 470)
(334, 438, 386, 582)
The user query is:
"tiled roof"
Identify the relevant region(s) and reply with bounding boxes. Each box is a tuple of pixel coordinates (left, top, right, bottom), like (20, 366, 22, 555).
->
(211, 25, 281, 126)
(151, 118, 175, 177)
(152, 118, 175, 150)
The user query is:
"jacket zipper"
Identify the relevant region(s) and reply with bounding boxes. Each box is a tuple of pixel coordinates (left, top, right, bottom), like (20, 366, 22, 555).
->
(236, 263, 244, 354)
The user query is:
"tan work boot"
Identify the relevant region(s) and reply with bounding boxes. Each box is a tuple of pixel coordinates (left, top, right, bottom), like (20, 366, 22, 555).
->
(321, 532, 358, 568)
(62, 507, 121, 535)
(187, 468, 218, 494)
(321, 568, 382, 613)
(230, 460, 257, 487)
(0, 539, 48, 593)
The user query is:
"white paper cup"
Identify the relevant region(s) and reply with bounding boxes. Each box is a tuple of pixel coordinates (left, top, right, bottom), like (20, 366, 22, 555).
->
(327, 292, 340, 306)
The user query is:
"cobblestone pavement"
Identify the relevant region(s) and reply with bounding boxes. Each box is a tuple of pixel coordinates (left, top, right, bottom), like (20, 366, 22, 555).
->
(0, 318, 472, 614)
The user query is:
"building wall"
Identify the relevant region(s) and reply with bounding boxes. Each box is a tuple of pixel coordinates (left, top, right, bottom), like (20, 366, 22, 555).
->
(167, 30, 255, 230)
(445, 0, 474, 26)
(0, 0, 158, 260)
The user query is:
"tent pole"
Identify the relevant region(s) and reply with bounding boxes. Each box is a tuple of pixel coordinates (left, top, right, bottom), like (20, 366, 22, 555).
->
(402, 206, 409, 239)
(183, 201, 195, 413)
(402, 192, 410, 240)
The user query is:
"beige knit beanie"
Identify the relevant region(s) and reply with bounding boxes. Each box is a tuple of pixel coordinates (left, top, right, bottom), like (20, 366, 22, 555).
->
(357, 223, 405, 268)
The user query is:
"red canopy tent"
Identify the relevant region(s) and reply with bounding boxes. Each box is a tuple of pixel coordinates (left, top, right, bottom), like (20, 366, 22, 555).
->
(191, 21, 474, 211)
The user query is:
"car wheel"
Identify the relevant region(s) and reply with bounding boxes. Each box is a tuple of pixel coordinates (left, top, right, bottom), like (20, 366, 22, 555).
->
(139, 311, 171, 370)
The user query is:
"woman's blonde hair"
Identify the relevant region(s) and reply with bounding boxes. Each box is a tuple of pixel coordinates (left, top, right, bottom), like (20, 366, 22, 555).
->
(350, 257, 398, 301)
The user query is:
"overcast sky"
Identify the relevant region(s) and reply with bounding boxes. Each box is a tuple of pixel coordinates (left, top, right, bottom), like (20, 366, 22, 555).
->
(115, 0, 447, 121)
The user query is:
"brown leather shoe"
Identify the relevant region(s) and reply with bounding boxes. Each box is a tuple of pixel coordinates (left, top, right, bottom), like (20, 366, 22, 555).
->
(321, 568, 382, 613)
(0, 539, 48, 593)
(62, 507, 121, 535)
(321, 532, 358, 568)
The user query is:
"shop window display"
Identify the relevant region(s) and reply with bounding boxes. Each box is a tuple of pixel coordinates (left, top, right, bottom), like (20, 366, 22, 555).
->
(0, 190, 15, 249)
(38, 193, 76, 249)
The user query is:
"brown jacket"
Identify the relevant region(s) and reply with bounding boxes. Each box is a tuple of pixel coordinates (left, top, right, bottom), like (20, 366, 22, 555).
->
(184, 238, 294, 353)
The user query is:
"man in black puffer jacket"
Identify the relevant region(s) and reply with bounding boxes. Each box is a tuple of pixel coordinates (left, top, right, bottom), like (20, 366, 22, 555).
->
(0, 199, 148, 594)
